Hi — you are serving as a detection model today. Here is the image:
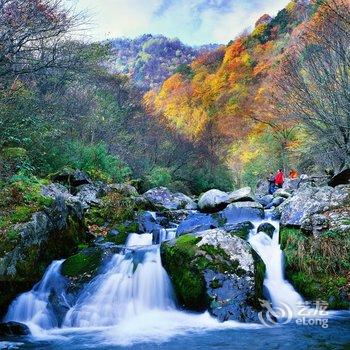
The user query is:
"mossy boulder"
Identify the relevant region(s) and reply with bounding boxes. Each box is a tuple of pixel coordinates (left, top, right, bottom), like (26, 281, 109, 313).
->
(280, 227, 350, 309)
(161, 229, 264, 322)
(0, 194, 86, 317)
(61, 248, 102, 278)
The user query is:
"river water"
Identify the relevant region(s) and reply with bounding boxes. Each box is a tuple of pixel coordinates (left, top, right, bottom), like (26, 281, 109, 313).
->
(2, 213, 350, 350)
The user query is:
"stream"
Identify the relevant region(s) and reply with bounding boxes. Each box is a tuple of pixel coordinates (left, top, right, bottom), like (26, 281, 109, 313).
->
(1, 212, 350, 350)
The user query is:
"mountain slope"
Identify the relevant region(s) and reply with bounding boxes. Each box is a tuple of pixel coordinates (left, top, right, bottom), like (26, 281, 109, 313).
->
(143, 0, 329, 185)
(109, 34, 218, 90)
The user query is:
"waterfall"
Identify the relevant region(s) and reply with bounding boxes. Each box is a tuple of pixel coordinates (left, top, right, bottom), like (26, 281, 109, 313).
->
(248, 216, 304, 316)
(63, 233, 176, 327)
(5, 260, 67, 330)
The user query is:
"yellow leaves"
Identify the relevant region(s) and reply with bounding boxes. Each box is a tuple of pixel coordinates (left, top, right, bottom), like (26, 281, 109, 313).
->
(252, 23, 268, 39)
(286, 1, 297, 13)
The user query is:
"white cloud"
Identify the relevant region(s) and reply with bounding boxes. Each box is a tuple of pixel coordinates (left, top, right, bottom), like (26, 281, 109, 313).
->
(66, 0, 291, 44)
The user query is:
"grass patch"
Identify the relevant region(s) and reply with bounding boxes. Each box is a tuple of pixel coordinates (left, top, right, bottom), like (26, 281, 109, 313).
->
(280, 227, 350, 309)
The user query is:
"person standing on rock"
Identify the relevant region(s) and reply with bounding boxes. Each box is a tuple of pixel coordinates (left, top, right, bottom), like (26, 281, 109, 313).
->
(275, 169, 284, 189)
(267, 173, 276, 194)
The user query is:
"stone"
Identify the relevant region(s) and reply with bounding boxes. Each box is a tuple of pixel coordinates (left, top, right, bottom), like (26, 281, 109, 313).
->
(328, 168, 350, 187)
(266, 196, 285, 209)
(176, 212, 218, 236)
(283, 178, 300, 191)
(52, 169, 91, 187)
(0, 184, 87, 315)
(0, 321, 30, 336)
(223, 221, 254, 239)
(273, 189, 291, 198)
(137, 211, 158, 233)
(255, 179, 269, 197)
(257, 222, 276, 238)
(41, 183, 71, 200)
(143, 187, 197, 211)
(108, 183, 139, 196)
(75, 184, 103, 209)
(280, 185, 350, 227)
(219, 202, 264, 225)
(227, 187, 255, 203)
(300, 214, 329, 236)
(258, 194, 274, 207)
(198, 189, 230, 212)
(161, 229, 263, 322)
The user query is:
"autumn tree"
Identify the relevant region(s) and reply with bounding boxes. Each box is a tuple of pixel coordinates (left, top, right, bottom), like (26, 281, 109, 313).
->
(271, 0, 350, 171)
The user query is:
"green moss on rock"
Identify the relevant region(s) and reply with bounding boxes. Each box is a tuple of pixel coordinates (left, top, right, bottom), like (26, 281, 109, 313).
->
(62, 249, 102, 277)
(251, 249, 266, 307)
(161, 234, 207, 310)
(161, 233, 251, 311)
(280, 227, 350, 309)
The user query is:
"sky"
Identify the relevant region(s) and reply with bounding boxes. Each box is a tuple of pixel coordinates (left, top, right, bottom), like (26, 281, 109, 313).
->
(66, 0, 291, 45)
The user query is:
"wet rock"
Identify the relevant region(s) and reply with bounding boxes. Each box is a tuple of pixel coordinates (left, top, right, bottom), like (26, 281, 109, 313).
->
(257, 222, 276, 238)
(270, 208, 281, 221)
(0, 321, 30, 336)
(137, 211, 158, 233)
(266, 196, 285, 209)
(223, 221, 254, 239)
(161, 229, 263, 322)
(0, 192, 86, 315)
(162, 209, 193, 224)
(143, 187, 197, 210)
(227, 187, 255, 203)
(177, 212, 218, 236)
(258, 194, 273, 207)
(280, 185, 350, 226)
(219, 202, 264, 225)
(198, 189, 230, 212)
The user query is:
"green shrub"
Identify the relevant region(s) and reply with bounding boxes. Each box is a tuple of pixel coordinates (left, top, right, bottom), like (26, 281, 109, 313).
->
(145, 166, 173, 188)
(66, 142, 132, 183)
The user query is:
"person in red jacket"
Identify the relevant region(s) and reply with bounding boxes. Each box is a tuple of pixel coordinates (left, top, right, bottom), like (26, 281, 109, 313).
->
(275, 169, 284, 188)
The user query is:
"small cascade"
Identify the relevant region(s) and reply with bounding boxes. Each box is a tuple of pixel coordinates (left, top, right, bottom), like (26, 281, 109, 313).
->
(158, 227, 177, 243)
(63, 233, 176, 328)
(248, 216, 304, 316)
(5, 260, 67, 330)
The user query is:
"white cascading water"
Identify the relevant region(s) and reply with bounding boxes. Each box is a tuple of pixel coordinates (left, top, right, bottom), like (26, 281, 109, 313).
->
(5, 260, 67, 330)
(248, 214, 304, 316)
(63, 233, 176, 327)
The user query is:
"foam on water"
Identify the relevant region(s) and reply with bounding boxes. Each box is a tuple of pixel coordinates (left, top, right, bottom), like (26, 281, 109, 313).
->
(248, 216, 304, 316)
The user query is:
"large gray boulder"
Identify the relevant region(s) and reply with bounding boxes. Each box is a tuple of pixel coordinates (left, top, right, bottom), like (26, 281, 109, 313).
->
(198, 187, 255, 213)
(227, 187, 255, 203)
(143, 187, 197, 210)
(161, 229, 264, 322)
(198, 189, 230, 212)
(279, 185, 350, 227)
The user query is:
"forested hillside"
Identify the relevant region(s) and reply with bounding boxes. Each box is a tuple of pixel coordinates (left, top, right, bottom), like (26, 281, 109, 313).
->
(144, 0, 349, 187)
(110, 34, 218, 90)
(0, 0, 348, 198)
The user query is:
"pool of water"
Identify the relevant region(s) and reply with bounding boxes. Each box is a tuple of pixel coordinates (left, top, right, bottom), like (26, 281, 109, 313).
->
(2, 311, 350, 350)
